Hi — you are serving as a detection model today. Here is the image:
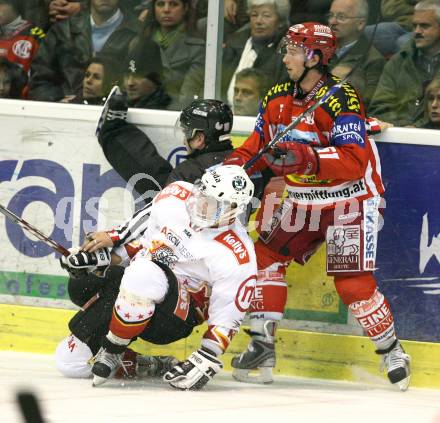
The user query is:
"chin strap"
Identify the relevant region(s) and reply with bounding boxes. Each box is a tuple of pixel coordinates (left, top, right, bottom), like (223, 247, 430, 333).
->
(294, 51, 324, 98)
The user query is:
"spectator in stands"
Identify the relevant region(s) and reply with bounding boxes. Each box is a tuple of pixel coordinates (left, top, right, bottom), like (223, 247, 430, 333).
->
(122, 40, 171, 109)
(48, 0, 83, 24)
(195, 0, 249, 42)
(130, 0, 205, 110)
(16, 0, 51, 29)
(327, 0, 386, 108)
(0, 56, 27, 98)
(47, 1, 143, 24)
(28, 0, 138, 102)
(233, 67, 269, 116)
(369, 0, 440, 127)
(222, 0, 290, 105)
(0, 0, 46, 72)
(364, 0, 416, 57)
(421, 75, 440, 127)
(60, 55, 118, 105)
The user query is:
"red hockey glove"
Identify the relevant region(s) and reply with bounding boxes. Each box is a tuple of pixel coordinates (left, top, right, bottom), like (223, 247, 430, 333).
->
(262, 142, 318, 176)
(223, 152, 264, 175)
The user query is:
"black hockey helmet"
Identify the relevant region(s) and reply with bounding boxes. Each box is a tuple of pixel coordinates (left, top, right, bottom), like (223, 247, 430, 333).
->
(178, 99, 233, 146)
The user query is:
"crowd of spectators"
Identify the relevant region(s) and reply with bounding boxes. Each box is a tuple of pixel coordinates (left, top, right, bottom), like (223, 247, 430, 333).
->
(0, 0, 440, 127)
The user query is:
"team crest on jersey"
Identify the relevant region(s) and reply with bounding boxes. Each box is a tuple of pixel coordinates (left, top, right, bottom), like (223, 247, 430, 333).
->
(326, 225, 361, 272)
(214, 230, 250, 265)
(149, 240, 178, 267)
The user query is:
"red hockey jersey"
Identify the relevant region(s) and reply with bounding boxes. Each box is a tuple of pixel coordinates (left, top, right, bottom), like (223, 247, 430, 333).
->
(227, 74, 384, 206)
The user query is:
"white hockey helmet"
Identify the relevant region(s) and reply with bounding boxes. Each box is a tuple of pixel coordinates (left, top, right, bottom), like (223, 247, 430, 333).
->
(187, 165, 254, 228)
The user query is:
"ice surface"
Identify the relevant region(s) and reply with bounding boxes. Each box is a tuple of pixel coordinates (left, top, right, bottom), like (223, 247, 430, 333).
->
(1, 351, 439, 423)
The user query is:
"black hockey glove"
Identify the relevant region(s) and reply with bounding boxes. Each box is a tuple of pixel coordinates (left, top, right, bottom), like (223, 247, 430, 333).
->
(163, 349, 223, 390)
(60, 248, 111, 279)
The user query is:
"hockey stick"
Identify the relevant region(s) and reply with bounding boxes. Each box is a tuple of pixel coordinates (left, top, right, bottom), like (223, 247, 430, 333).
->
(0, 204, 70, 256)
(16, 391, 46, 423)
(243, 17, 381, 171)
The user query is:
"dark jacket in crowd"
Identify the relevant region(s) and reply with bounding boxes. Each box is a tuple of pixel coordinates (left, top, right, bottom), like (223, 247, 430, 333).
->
(329, 34, 386, 109)
(369, 40, 440, 127)
(17, 0, 50, 30)
(128, 86, 172, 110)
(28, 9, 138, 102)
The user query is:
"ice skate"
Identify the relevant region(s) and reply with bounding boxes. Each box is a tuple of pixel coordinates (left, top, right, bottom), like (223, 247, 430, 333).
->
(231, 320, 277, 384)
(377, 340, 411, 391)
(231, 336, 275, 384)
(95, 85, 128, 137)
(91, 347, 124, 386)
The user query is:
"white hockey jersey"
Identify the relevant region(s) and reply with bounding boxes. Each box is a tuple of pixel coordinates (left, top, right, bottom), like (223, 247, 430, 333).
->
(115, 181, 257, 349)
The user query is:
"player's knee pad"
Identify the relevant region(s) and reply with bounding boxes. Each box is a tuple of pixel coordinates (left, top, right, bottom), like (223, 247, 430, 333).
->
(110, 261, 171, 339)
(249, 270, 287, 320)
(120, 259, 169, 302)
(55, 334, 93, 378)
(333, 273, 377, 305)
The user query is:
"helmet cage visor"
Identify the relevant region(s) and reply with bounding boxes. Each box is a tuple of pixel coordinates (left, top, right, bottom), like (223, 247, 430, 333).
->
(279, 37, 314, 60)
(186, 181, 239, 228)
(174, 117, 203, 153)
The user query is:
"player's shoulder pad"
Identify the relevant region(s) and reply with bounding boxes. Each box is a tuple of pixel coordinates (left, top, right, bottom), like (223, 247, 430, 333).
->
(317, 75, 362, 118)
(261, 80, 293, 109)
(29, 26, 46, 39)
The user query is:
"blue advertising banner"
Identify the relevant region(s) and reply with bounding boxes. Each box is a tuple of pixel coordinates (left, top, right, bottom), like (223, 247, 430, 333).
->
(376, 142, 440, 342)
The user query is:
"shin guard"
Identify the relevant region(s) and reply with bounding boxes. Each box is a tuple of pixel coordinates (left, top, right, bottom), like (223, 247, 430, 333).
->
(109, 288, 155, 339)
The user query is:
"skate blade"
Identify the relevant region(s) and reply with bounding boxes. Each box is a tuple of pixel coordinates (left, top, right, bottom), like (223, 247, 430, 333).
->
(92, 375, 109, 387)
(232, 367, 273, 384)
(395, 375, 410, 392)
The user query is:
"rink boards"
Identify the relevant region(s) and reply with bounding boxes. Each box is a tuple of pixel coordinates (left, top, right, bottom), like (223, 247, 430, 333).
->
(0, 100, 440, 388)
(1, 303, 440, 389)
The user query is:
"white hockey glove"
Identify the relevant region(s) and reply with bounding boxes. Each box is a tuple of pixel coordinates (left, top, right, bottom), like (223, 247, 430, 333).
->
(163, 349, 223, 390)
(60, 248, 111, 278)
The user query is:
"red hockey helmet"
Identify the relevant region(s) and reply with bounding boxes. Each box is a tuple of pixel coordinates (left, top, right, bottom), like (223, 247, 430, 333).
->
(281, 22, 336, 65)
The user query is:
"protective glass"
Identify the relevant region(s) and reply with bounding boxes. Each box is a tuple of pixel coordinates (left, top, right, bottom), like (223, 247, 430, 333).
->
(186, 180, 236, 229)
(325, 12, 363, 23)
